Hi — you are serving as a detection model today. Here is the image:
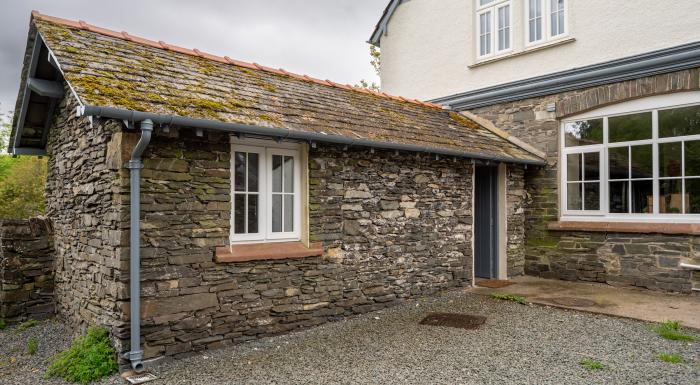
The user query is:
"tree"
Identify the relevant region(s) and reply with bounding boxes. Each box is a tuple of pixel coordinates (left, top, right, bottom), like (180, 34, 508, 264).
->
(0, 108, 11, 153)
(356, 45, 381, 91)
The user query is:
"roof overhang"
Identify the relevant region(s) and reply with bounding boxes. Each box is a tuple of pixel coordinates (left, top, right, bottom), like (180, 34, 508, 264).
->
(432, 41, 700, 111)
(368, 0, 403, 47)
(8, 31, 65, 156)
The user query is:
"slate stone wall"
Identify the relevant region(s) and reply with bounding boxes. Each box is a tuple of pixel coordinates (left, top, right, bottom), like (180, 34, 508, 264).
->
(44, 94, 127, 333)
(120, 129, 474, 360)
(469, 69, 700, 292)
(0, 218, 55, 322)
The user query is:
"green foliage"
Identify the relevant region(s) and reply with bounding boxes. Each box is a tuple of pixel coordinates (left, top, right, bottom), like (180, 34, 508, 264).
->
(27, 337, 38, 355)
(490, 292, 527, 305)
(0, 108, 11, 152)
(16, 319, 39, 332)
(655, 353, 684, 364)
(651, 320, 696, 342)
(579, 358, 606, 370)
(0, 319, 6, 330)
(0, 154, 47, 219)
(356, 45, 381, 91)
(45, 327, 118, 384)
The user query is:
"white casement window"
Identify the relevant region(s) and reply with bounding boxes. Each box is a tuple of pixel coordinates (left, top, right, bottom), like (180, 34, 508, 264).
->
(476, 0, 511, 59)
(230, 139, 302, 243)
(527, 0, 567, 45)
(560, 93, 700, 222)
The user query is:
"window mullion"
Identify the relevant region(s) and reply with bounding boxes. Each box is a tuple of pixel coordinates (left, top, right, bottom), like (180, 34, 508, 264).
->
(652, 110, 659, 214)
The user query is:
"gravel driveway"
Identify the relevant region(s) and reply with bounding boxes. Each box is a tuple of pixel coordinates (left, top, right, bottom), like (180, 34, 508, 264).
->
(2, 290, 699, 385)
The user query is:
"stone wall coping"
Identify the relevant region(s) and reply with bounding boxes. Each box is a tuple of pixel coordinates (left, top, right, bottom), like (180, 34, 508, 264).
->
(548, 221, 700, 235)
(215, 241, 323, 263)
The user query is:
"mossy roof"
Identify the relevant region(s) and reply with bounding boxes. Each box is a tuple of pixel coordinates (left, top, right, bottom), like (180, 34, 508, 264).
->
(32, 13, 543, 163)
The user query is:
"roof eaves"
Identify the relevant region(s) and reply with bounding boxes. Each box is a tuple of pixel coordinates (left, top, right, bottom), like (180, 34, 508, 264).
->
(79, 105, 546, 166)
(368, 0, 402, 46)
(458, 111, 547, 161)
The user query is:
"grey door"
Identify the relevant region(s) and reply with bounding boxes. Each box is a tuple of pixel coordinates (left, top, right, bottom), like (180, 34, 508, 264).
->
(474, 165, 498, 279)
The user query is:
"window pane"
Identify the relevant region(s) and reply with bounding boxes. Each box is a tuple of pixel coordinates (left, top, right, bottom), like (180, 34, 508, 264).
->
(558, 7, 565, 35)
(247, 195, 258, 233)
(283, 156, 294, 193)
(247, 153, 259, 192)
(564, 119, 603, 147)
(283, 195, 294, 232)
(583, 182, 600, 210)
(608, 112, 652, 143)
(687, 179, 700, 214)
(659, 105, 700, 138)
(498, 6, 510, 51)
(631, 180, 653, 213)
(567, 183, 582, 210)
(659, 142, 682, 177)
(685, 140, 700, 177)
(234, 152, 246, 192)
(480, 0, 494, 5)
(630, 144, 653, 179)
(234, 194, 246, 234)
(272, 155, 282, 193)
(609, 181, 628, 213)
(608, 147, 629, 180)
(584, 152, 599, 181)
(659, 179, 682, 214)
(272, 194, 282, 232)
(566, 153, 581, 181)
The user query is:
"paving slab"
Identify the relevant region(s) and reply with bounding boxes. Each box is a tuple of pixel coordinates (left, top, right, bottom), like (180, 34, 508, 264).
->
(471, 276, 700, 329)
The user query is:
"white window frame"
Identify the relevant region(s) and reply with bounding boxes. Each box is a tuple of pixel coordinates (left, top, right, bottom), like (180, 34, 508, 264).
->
(526, 0, 568, 47)
(476, 0, 512, 59)
(230, 138, 302, 243)
(560, 92, 700, 223)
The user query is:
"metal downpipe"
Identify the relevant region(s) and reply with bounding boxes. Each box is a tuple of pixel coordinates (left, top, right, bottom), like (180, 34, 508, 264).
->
(124, 119, 153, 373)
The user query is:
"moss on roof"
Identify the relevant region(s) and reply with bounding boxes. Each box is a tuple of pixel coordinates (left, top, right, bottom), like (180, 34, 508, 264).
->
(34, 17, 543, 163)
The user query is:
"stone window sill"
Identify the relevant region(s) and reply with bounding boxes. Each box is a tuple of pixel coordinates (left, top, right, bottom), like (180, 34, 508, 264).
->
(215, 241, 323, 263)
(547, 221, 700, 235)
(468, 37, 576, 68)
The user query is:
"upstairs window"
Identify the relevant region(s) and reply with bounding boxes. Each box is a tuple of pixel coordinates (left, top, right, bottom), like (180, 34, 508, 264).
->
(561, 93, 700, 221)
(527, 0, 567, 45)
(231, 139, 302, 243)
(476, 0, 512, 58)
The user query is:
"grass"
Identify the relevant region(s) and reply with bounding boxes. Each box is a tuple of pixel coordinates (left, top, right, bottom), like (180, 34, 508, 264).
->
(490, 292, 527, 305)
(580, 358, 606, 370)
(651, 320, 696, 342)
(16, 319, 39, 332)
(0, 319, 6, 330)
(655, 353, 684, 364)
(27, 337, 38, 355)
(45, 327, 118, 385)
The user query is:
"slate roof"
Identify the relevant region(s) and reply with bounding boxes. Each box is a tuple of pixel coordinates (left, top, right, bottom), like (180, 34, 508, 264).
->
(20, 12, 544, 164)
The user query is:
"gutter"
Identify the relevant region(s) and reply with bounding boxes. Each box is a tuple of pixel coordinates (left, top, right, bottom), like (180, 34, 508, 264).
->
(77, 105, 545, 166)
(123, 119, 153, 373)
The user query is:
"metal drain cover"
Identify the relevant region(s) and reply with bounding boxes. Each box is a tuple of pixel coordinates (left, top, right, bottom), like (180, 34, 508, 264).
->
(549, 297, 597, 307)
(419, 313, 486, 330)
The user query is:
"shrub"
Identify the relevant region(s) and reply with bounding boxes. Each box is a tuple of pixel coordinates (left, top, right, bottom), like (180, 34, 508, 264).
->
(45, 327, 118, 384)
(651, 320, 696, 342)
(0, 319, 6, 330)
(27, 337, 38, 355)
(490, 292, 527, 304)
(0, 155, 47, 219)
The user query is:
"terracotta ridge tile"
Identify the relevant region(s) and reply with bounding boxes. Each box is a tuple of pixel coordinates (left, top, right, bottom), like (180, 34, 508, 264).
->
(30, 10, 441, 110)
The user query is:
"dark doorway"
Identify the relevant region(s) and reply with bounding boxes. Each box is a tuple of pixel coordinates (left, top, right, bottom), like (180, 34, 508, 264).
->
(474, 165, 499, 279)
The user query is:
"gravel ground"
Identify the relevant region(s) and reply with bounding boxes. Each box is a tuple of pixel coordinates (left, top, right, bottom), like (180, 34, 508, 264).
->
(1, 290, 699, 385)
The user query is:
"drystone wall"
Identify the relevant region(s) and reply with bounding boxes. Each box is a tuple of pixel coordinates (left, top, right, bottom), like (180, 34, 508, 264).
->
(114, 128, 474, 360)
(0, 218, 55, 322)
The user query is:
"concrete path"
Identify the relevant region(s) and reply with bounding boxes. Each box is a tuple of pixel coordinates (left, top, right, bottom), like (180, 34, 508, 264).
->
(471, 276, 700, 329)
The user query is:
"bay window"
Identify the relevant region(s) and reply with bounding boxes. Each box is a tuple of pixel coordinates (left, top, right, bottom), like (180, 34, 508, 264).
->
(231, 139, 302, 243)
(476, 0, 511, 58)
(527, 0, 567, 45)
(561, 94, 700, 221)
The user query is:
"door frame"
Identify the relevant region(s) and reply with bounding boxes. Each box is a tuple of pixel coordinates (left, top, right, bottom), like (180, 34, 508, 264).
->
(471, 162, 508, 284)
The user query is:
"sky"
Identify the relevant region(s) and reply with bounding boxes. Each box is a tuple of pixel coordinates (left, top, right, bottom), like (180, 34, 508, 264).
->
(0, 0, 385, 115)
